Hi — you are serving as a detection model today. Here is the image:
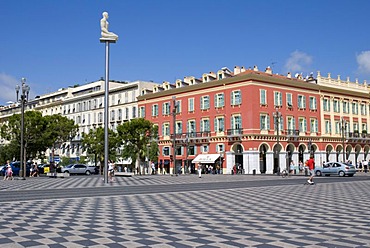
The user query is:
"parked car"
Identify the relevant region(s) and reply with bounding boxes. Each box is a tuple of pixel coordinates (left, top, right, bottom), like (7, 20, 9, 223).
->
(60, 164, 96, 175)
(37, 164, 50, 174)
(315, 162, 356, 177)
(0, 161, 31, 177)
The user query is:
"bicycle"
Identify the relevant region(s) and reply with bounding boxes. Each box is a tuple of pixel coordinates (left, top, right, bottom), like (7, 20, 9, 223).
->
(281, 169, 289, 178)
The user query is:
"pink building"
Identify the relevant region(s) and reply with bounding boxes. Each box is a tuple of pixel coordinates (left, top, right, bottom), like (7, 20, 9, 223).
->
(138, 66, 370, 174)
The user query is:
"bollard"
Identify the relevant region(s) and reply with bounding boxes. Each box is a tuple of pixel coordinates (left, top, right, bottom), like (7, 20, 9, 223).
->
(253, 169, 256, 175)
(305, 168, 308, 176)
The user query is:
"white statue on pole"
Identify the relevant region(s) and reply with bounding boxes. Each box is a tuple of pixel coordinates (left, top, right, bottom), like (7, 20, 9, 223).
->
(100, 12, 118, 41)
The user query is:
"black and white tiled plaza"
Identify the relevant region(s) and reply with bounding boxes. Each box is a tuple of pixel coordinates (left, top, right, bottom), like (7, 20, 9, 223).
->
(0, 174, 369, 247)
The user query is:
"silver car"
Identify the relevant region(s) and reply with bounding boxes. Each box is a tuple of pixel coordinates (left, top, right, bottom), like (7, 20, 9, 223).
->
(61, 164, 96, 175)
(315, 162, 356, 177)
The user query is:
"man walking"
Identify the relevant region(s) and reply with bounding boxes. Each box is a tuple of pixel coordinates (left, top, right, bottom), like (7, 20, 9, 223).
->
(307, 156, 315, 184)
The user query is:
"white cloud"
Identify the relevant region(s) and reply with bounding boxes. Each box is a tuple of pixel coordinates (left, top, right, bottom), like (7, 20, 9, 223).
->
(356, 51, 370, 74)
(284, 50, 313, 73)
(0, 73, 18, 106)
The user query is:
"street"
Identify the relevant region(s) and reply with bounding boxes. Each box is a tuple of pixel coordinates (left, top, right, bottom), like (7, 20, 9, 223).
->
(0, 174, 369, 247)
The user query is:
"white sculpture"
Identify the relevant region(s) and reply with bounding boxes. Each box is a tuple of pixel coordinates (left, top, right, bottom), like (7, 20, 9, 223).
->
(100, 12, 118, 41)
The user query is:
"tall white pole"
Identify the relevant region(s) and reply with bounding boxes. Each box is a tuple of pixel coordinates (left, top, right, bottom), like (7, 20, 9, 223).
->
(104, 41, 110, 184)
(100, 11, 118, 184)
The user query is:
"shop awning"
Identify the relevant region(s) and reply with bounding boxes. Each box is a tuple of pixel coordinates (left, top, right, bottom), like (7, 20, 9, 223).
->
(192, 154, 220, 164)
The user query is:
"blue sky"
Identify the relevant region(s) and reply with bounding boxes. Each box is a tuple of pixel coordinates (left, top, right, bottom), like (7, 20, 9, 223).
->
(1, 0, 370, 105)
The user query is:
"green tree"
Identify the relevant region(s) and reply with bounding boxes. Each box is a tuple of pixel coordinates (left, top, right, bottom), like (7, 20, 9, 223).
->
(0, 141, 18, 164)
(1, 111, 47, 161)
(81, 127, 120, 174)
(0, 112, 78, 162)
(116, 118, 156, 174)
(43, 114, 78, 161)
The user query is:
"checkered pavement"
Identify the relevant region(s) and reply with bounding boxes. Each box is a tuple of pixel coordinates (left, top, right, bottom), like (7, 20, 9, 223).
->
(0, 175, 369, 247)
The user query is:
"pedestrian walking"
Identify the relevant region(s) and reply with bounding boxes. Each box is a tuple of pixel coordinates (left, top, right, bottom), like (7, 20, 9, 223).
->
(108, 160, 116, 182)
(306, 156, 315, 184)
(4, 161, 13, 180)
(198, 164, 202, 178)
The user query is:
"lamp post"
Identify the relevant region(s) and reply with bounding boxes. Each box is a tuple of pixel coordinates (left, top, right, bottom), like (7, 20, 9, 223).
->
(341, 117, 347, 162)
(273, 108, 282, 173)
(172, 96, 178, 175)
(15, 78, 30, 179)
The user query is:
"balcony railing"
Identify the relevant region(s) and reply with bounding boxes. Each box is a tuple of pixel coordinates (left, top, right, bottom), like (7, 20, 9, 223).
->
(286, 129, 299, 137)
(226, 128, 243, 138)
(170, 131, 211, 143)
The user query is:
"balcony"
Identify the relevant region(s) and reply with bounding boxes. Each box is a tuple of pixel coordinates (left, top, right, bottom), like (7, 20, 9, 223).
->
(170, 131, 211, 144)
(286, 129, 299, 141)
(347, 131, 370, 143)
(226, 128, 243, 141)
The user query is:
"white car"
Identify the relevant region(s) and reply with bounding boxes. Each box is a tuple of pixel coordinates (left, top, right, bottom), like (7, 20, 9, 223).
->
(60, 164, 96, 175)
(315, 162, 356, 177)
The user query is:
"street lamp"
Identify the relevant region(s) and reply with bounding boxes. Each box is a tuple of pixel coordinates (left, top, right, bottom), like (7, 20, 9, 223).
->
(341, 117, 347, 162)
(172, 96, 178, 175)
(273, 108, 282, 173)
(15, 78, 30, 179)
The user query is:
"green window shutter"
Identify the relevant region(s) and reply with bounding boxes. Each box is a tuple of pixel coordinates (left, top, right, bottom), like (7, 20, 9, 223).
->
(220, 93, 224, 107)
(214, 118, 218, 132)
(292, 118, 296, 130)
(214, 94, 218, 108)
(260, 115, 263, 130)
(267, 115, 270, 130)
(279, 93, 282, 106)
(220, 118, 224, 131)
(304, 119, 307, 131)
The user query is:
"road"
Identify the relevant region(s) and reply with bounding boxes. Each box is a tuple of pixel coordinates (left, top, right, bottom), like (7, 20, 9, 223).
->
(0, 174, 369, 247)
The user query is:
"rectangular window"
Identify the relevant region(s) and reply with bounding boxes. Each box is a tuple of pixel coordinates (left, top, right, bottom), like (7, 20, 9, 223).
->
(125, 108, 129, 120)
(214, 116, 225, 132)
(343, 101, 349, 114)
(298, 95, 306, 109)
(231, 115, 242, 134)
(200, 119, 210, 132)
(353, 122, 359, 132)
(216, 144, 225, 153)
(187, 120, 196, 136)
(162, 123, 170, 136)
(274, 91, 282, 107)
(200, 96, 210, 110)
(139, 106, 145, 118)
(333, 99, 339, 113)
(260, 114, 270, 130)
(310, 118, 318, 133)
(188, 146, 196, 156)
(231, 90, 242, 105)
(309, 97, 317, 110)
(335, 121, 340, 134)
(202, 145, 209, 153)
(162, 102, 170, 115)
(260, 90, 267, 105)
(132, 106, 136, 118)
(287, 116, 296, 131)
(325, 120, 331, 134)
(362, 123, 367, 132)
(151, 104, 158, 117)
(188, 98, 194, 112)
(352, 102, 358, 115)
(361, 104, 367, 115)
(299, 117, 307, 132)
(163, 147, 170, 156)
(323, 98, 330, 112)
(214, 93, 225, 108)
(286, 93, 292, 107)
(176, 121, 182, 134)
